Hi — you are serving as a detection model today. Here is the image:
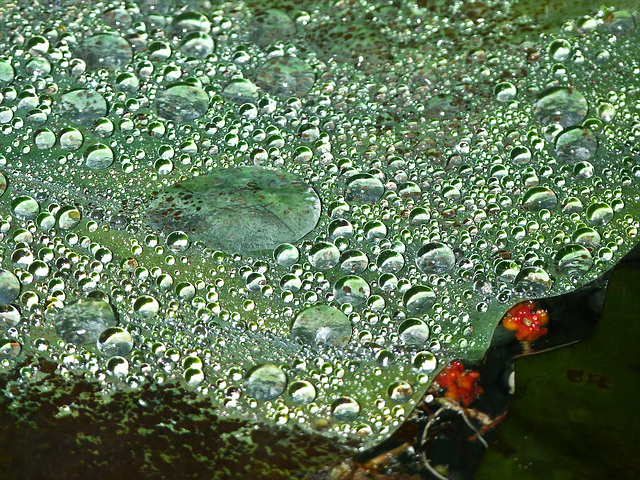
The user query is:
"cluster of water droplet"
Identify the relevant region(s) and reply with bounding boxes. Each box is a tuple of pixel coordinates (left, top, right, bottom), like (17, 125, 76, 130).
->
(0, 0, 639, 447)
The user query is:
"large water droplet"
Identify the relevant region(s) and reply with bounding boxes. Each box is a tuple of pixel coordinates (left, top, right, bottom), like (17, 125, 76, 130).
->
(291, 305, 352, 348)
(54, 298, 117, 345)
(533, 86, 588, 128)
(147, 167, 321, 253)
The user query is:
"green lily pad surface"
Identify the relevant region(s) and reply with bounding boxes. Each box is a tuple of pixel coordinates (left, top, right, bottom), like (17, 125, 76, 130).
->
(0, 0, 639, 452)
(476, 266, 640, 479)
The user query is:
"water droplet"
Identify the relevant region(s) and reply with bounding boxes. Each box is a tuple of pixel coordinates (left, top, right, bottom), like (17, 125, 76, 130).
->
(522, 186, 558, 212)
(514, 266, 552, 296)
(403, 285, 436, 315)
(494, 82, 517, 102)
(97, 327, 133, 357)
(11, 195, 40, 220)
(245, 363, 287, 400)
(54, 298, 117, 345)
(84, 143, 114, 169)
(331, 396, 360, 421)
(59, 89, 108, 125)
(548, 39, 572, 61)
(288, 380, 316, 405)
(291, 305, 352, 348)
(334, 275, 370, 306)
(77, 33, 133, 71)
(273, 243, 299, 266)
(533, 86, 588, 128)
(412, 351, 437, 373)
(155, 83, 209, 122)
(416, 242, 455, 273)
(147, 167, 321, 253)
(554, 126, 598, 163)
(398, 319, 430, 345)
(555, 244, 593, 276)
(387, 380, 413, 403)
(0, 270, 21, 305)
(586, 201, 614, 225)
(344, 173, 384, 204)
(309, 241, 340, 270)
(255, 56, 316, 99)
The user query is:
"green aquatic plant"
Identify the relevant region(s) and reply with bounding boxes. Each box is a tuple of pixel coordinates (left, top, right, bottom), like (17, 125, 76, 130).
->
(0, 0, 639, 470)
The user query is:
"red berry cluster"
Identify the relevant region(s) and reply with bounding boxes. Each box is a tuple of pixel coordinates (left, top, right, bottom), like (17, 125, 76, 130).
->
(502, 301, 549, 342)
(434, 361, 483, 407)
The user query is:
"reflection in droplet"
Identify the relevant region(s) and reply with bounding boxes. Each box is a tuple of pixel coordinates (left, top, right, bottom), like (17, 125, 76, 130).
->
(331, 396, 360, 421)
(59, 89, 108, 125)
(0, 270, 21, 305)
(77, 33, 133, 71)
(416, 242, 455, 274)
(255, 56, 316, 99)
(97, 326, 133, 357)
(54, 298, 117, 345)
(586, 202, 614, 226)
(403, 285, 436, 315)
(387, 380, 413, 403)
(288, 380, 316, 405)
(344, 173, 384, 204)
(533, 86, 588, 128)
(11, 196, 40, 221)
(292, 305, 352, 348)
(555, 244, 593, 276)
(554, 126, 597, 163)
(147, 167, 321, 253)
(334, 275, 370, 306)
(245, 363, 287, 400)
(522, 186, 558, 212)
(398, 318, 430, 345)
(413, 351, 437, 373)
(309, 241, 340, 270)
(514, 267, 552, 296)
(155, 83, 210, 122)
